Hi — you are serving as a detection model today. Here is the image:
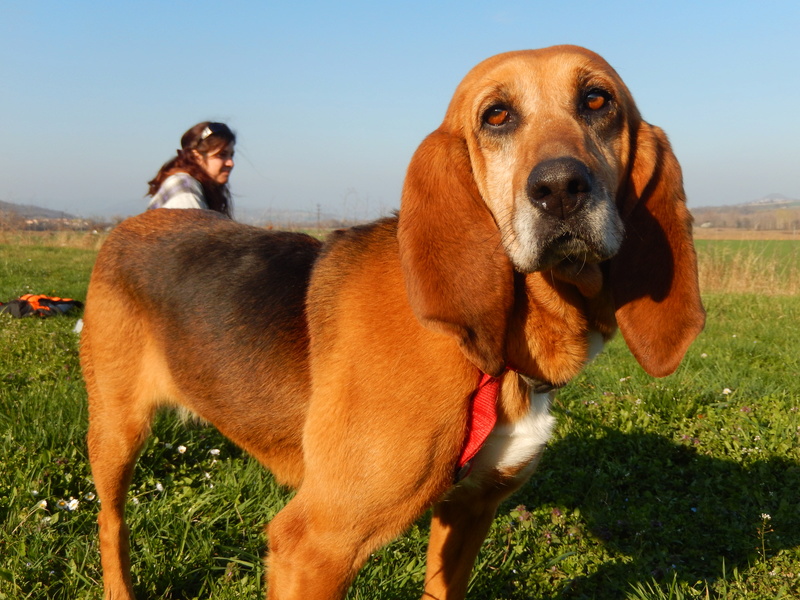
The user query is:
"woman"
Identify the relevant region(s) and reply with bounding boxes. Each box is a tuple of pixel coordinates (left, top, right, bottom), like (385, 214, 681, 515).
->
(146, 121, 236, 217)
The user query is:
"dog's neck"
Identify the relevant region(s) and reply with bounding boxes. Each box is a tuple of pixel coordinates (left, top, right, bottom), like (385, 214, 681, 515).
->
(504, 269, 617, 387)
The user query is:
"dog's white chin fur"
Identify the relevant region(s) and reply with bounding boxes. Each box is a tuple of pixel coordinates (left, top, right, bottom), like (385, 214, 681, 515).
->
(505, 194, 625, 274)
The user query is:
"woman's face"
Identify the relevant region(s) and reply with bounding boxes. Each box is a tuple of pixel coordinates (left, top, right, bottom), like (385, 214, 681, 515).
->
(196, 143, 235, 184)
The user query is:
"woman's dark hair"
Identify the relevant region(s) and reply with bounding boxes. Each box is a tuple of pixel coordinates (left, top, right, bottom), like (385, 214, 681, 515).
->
(147, 121, 236, 216)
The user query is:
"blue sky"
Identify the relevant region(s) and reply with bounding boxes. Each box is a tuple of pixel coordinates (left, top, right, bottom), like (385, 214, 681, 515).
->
(2, 1, 798, 219)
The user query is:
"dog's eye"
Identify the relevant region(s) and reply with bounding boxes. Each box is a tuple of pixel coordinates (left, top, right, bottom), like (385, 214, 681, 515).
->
(483, 105, 512, 127)
(583, 90, 611, 112)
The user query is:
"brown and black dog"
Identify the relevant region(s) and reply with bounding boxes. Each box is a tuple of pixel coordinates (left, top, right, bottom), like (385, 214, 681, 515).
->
(81, 45, 705, 599)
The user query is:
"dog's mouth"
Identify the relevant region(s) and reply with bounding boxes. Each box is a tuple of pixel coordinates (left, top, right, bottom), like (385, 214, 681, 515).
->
(536, 231, 610, 270)
(552, 258, 604, 297)
(532, 233, 608, 297)
(508, 228, 605, 276)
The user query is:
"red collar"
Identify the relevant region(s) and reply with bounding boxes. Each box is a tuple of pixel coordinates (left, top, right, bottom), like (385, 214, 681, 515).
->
(455, 368, 558, 482)
(455, 371, 503, 482)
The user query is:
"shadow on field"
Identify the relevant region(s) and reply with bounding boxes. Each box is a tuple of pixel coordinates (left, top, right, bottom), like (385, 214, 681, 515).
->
(126, 428, 800, 599)
(509, 428, 800, 597)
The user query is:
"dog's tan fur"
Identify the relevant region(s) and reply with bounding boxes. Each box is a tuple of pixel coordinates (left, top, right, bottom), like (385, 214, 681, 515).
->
(82, 46, 704, 599)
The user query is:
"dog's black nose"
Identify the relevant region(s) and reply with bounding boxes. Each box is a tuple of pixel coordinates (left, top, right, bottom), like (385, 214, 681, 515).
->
(527, 158, 593, 219)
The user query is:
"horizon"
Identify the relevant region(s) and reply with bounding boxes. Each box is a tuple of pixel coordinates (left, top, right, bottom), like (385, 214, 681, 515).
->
(5, 192, 799, 226)
(3, 1, 799, 219)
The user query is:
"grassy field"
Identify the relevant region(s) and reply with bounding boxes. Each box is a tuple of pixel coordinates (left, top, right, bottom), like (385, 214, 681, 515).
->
(1, 233, 799, 599)
(694, 239, 800, 296)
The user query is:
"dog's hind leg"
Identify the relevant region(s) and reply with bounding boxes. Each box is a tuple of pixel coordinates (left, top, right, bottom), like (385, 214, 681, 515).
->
(82, 297, 165, 599)
(87, 391, 154, 600)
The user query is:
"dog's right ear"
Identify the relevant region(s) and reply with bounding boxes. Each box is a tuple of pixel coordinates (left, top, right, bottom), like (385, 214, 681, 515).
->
(397, 130, 514, 377)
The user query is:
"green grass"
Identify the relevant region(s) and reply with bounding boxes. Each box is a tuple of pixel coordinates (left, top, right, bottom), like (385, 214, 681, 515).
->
(1, 240, 799, 599)
(0, 244, 98, 300)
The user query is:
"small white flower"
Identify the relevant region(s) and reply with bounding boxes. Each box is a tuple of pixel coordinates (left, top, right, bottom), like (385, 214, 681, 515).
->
(209, 448, 220, 456)
(36, 500, 47, 509)
(67, 498, 79, 511)
(700, 353, 708, 358)
(204, 472, 212, 479)
(84, 492, 96, 501)
(155, 482, 164, 492)
(178, 445, 187, 454)
(57, 499, 68, 510)
(32, 490, 39, 496)
(762, 513, 771, 520)
(722, 388, 732, 395)
(132, 497, 140, 505)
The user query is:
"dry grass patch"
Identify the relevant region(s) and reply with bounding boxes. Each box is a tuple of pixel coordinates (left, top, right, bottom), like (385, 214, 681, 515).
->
(0, 230, 109, 250)
(693, 227, 800, 241)
(695, 239, 799, 295)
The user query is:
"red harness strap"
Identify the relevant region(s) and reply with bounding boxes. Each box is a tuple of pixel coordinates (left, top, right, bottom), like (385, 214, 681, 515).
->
(455, 372, 503, 482)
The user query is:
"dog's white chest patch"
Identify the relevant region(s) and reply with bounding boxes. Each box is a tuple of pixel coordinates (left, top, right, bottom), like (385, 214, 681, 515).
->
(466, 330, 606, 481)
(470, 390, 556, 477)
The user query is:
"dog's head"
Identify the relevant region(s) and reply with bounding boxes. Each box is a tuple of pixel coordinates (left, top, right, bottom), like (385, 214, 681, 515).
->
(398, 45, 705, 378)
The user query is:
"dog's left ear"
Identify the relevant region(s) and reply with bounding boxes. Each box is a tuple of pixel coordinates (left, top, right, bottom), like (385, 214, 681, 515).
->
(397, 130, 514, 377)
(611, 122, 706, 377)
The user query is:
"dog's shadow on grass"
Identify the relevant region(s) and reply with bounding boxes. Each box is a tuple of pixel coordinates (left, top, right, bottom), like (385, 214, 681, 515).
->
(505, 428, 800, 597)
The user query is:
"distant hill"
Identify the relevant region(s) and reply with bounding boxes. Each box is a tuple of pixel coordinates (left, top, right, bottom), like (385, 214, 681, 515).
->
(0, 199, 359, 231)
(741, 193, 799, 207)
(0, 200, 77, 220)
(692, 194, 800, 230)
(0, 199, 352, 227)
(694, 193, 799, 211)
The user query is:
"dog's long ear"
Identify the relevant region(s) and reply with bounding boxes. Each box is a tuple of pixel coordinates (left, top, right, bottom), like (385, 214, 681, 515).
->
(397, 130, 514, 377)
(611, 122, 705, 377)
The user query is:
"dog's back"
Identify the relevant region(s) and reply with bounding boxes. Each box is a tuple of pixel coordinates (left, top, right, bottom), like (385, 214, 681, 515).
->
(81, 210, 322, 489)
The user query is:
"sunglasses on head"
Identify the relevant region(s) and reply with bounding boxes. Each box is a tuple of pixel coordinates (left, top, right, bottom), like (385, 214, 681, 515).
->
(199, 123, 229, 141)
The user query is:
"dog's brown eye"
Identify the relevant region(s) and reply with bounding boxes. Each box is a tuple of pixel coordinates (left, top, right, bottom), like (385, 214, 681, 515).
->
(483, 106, 511, 126)
(584, 91, 609, 111)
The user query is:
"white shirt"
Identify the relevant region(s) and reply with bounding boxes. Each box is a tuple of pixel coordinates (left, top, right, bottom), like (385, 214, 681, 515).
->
(147, 173, 209, 210)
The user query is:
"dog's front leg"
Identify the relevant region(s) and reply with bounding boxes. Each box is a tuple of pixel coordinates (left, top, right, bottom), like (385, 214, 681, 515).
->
(265, 496, 358, 599)
(422, 473, 530, 600)
(266, 476, 448, 600)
